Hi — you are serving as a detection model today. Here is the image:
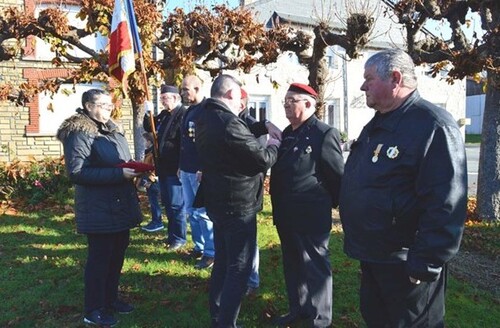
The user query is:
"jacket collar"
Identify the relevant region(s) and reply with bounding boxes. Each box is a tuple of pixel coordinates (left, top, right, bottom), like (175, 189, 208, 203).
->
(369, 90, 420, 133)
(205, 98, 237, 116)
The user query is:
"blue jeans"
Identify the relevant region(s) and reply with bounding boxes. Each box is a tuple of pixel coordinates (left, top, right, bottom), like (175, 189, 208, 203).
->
(208, 211, 257, 328)
(180, 170, 214, 257)
(159, 175, 186, 245)
(248, 244, 260, 288)
(146, 181, 162, 224)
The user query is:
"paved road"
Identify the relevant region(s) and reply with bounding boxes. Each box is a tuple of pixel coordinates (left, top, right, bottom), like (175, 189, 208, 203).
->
(466, 144, 479, 196)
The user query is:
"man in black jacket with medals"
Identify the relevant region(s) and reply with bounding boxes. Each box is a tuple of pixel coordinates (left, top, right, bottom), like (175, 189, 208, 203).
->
(270, 83, 344, 328)
(340, 49, 467, 327)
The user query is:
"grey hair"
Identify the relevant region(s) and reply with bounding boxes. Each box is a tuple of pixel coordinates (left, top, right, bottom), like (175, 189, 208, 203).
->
(210, 74, 242, 98)
(365, 49, 418, 89)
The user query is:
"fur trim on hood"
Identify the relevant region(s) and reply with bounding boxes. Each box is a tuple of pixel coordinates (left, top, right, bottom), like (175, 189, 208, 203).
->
(56, 108, 121, 142)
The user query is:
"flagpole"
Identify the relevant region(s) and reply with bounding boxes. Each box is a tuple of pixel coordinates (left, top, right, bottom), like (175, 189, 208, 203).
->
(124, 0, 160, 167)
(139, 54, 160, 168)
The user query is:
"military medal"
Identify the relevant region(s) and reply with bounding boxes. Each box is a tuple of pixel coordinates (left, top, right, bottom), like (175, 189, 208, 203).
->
(188, 121, 195, 142)
(372, 144, 383, 163)
(386, 146, 399, 159)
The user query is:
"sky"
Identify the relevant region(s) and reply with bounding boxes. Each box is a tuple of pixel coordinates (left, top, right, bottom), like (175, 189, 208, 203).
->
(162, 1, 486, 45)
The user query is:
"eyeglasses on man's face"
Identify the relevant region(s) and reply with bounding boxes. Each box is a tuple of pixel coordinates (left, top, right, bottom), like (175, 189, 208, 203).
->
(91, 102, 115, 110)
(160, 95, 176, 101)
(282, 98, 308, 105)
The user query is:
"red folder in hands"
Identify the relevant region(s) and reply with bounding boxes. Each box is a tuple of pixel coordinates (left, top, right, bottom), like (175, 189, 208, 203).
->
(116, 161, 155, 172)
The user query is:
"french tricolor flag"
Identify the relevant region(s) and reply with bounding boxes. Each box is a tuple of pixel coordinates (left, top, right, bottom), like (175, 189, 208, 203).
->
(108, 0, 142, 93)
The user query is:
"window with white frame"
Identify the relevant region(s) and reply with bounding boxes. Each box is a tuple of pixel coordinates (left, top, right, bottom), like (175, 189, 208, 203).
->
(247, 96, 270, 122)
(325, 47, 339, 70)
(247, 95, 270, 145)
(34, 4, 106, 61)
(38, 83, 105, 135)
(324, 99, 341, 130)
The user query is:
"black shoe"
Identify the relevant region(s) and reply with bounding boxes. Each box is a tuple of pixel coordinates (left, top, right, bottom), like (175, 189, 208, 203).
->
(83, 309, 118, 326)
(194, 256, 214, 269)
(110, 299, 134, 314)
(167, 242, 184, 251)
(272, 312, 309, 327)
(188, 249, 204, 260)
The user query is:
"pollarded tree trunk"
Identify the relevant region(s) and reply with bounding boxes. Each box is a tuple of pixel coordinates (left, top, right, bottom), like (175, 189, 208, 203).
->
(132, 103, 146, 161)
(477, 70, 500, 221)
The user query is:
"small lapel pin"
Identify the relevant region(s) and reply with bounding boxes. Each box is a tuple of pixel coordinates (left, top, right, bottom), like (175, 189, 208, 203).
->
(386, 146, 399, 159)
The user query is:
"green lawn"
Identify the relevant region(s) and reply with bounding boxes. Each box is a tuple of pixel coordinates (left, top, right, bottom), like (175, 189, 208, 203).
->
(0, 195, 498, 327)
(465, 134, 481, 144)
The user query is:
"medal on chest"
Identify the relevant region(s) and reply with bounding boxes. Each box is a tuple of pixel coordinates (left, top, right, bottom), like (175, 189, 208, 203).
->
(372, 144, 383, 163)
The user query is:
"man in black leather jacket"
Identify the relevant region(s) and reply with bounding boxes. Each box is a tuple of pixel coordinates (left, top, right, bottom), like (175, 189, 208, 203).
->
(195, 75, 281, 328)
(339, 49, 467, 328)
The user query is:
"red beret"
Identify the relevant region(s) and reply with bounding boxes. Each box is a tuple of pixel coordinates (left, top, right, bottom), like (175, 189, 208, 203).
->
(288, 83, 318, 99)
(240, 88, 248, 99)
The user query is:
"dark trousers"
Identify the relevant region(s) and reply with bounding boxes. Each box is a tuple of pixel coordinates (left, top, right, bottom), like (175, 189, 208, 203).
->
(208, 212, 257, 328)
(159, 175, 186, 245)
(360, 261, 446, 328)
(276, 226, 332, 328)
(84, 230, 130, 314)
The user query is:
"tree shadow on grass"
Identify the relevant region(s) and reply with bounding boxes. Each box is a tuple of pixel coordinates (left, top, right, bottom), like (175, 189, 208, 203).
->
(0, 210, 362, 328)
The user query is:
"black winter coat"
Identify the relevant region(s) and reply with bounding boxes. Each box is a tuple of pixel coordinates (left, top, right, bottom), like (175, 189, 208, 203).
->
(195, 98, 279, 217)
(57, 109, 142, 234)
(339, 91, 467, 282)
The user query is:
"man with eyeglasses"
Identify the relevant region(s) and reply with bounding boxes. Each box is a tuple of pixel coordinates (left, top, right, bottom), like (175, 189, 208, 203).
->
(143, 85, 187, 249)
(270, 83, 344, 328)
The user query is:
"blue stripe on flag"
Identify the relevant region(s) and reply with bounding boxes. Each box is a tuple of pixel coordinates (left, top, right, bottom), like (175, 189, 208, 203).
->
(125, 0, 143, 54)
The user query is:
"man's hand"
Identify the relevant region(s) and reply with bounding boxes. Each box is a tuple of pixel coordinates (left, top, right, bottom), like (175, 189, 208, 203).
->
(267, 137, 281, 148)
(265, 121, 282, 141)
(144, 101, 154, 114)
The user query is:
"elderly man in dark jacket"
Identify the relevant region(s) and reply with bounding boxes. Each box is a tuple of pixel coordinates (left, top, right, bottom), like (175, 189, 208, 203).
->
(270, 83, 344, 328)
(195, 74, 281, 328)
(340, 49, 467, 328)
(57, 89, 142, 326)
(143, 85, 187, 242)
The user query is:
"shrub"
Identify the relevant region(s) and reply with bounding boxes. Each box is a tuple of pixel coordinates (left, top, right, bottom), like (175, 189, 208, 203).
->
(0, 156, 72, 205)
(462, 196, 500, 258)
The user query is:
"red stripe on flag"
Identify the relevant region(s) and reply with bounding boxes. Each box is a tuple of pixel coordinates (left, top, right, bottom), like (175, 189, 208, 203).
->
(109, 21, 134, 82)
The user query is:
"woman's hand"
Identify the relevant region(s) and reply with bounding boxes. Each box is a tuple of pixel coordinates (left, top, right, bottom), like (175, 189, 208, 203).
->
(122, 168, 142, 180)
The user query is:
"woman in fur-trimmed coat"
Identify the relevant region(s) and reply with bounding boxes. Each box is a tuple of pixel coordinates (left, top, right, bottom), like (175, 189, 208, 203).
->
(56, 89, 142, 326)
